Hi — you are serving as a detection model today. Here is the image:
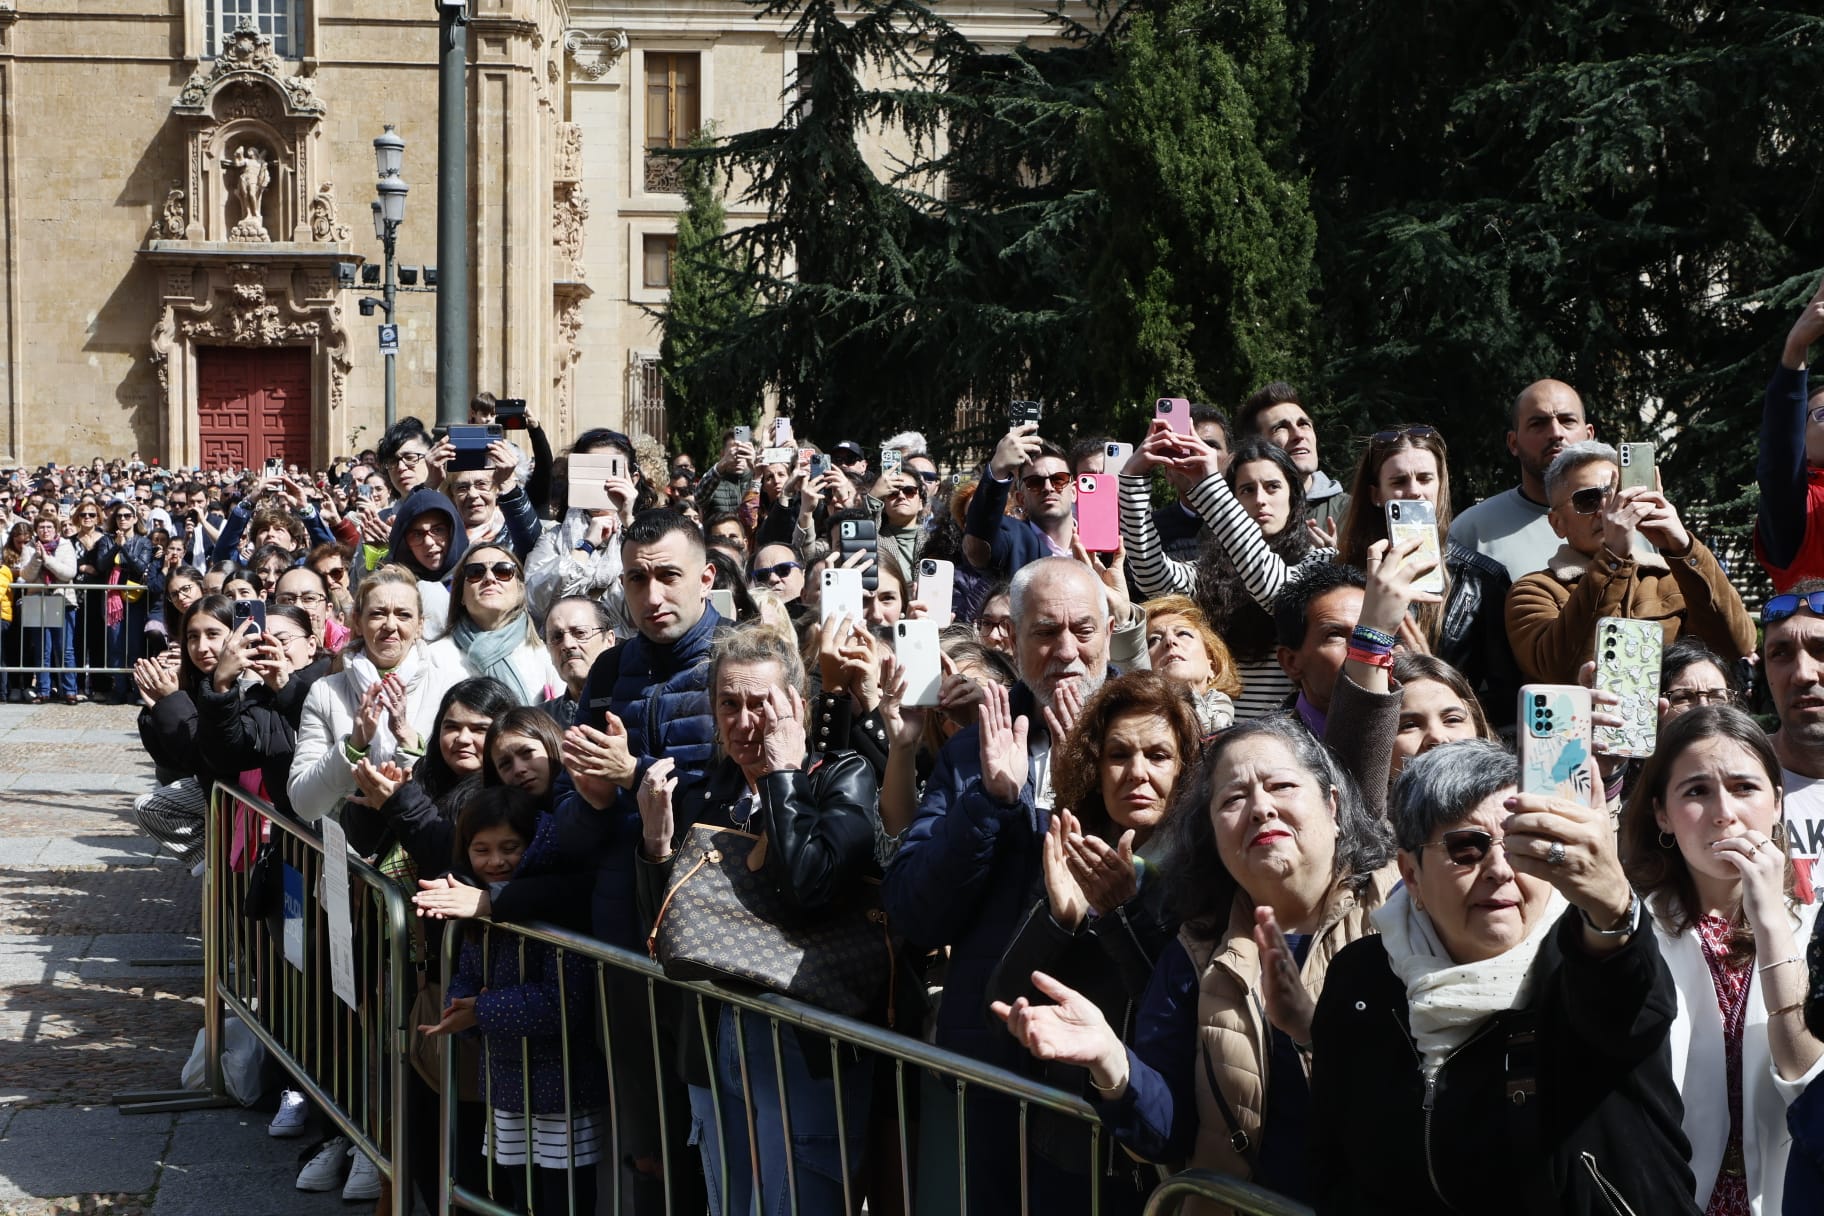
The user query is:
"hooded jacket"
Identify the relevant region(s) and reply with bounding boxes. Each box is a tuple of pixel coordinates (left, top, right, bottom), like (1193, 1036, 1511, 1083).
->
(385, 488, 468, 642)
(1304, 470, 1351, 530)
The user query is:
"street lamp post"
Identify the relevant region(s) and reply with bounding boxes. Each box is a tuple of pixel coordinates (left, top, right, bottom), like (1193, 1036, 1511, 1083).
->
(372, 126, 408, 429)
(436, 0, 471, 428)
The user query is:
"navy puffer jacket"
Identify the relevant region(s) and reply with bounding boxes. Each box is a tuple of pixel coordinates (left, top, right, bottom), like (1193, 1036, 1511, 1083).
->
(555, 603, 725, 948)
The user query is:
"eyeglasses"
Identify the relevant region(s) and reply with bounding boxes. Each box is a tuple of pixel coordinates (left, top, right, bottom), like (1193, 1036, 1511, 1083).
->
(1568, 484, 1612, 515)
(387, 450, 429, 467)
(76, 512, 96, 519)
(1809, 405, 1824, 425)
(318, 565, 349, 582)
(275, 591, 327, 606)
(268, 631, 311, 648)
(1418, 828, 1507, 867)
(976, 613, 1013, 636)
(1369, 425, 1441, 449)
(883, 485, 922, 501)
(549, 626, 607, 644)
(1665, 688, 1741, 710)
(1762, 590, 1824, 625)
(1021, 472, 1072, 493)
(752, 561, 802, 581)
(462, 560, 521, 584)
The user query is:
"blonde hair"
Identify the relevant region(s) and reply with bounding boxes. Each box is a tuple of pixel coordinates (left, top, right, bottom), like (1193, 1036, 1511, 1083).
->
(1142, 594, 1243, 699)
(334, 563, 424, 671)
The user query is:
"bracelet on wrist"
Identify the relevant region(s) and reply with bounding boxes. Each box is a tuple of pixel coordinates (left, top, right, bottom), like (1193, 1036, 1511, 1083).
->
(1770, 999, 1806, 1017)
(1345, 645, 1394, 670)
(1088, 1068, 1127, 1097)
(1759, 955, 1804, 974)
(1351, 624, 1397, 650)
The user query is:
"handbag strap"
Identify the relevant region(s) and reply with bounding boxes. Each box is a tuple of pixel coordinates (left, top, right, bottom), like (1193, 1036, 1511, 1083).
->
(645, 845, 716, 959)
(1199, 1038, 1259, 1176)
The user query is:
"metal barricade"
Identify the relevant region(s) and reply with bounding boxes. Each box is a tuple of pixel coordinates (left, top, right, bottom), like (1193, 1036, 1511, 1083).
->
(116, 782, 416, 1213)
(2, 580, 148, 687)
(441, 917, 1287, 1216)
(1142, 1170, 1316, 1216)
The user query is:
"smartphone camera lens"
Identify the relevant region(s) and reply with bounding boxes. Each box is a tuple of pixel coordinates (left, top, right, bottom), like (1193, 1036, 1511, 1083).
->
(1533, 695, 1547, 707)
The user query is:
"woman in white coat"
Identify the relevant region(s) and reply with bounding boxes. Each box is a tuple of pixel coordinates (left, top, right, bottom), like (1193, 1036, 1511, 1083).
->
(424, 542, 559, 706)
(288, 563, 466, 823)
(1621, 705, 1824, 1215)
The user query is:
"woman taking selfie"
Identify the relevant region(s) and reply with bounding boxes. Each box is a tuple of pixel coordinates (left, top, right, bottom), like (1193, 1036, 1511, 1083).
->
(1309, 740, 1700, 1215)
(426, 543, 559, 706)
(1621, 707, 1823, 1215)
(993, 717, 1396, 1203)
(289, 564, 466, 823)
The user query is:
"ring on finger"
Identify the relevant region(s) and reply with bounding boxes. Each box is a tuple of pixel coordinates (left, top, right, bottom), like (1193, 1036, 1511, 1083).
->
(1545, 840, 1567, 867)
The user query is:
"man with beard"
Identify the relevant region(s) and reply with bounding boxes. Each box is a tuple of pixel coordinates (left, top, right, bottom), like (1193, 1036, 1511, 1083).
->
(1449, 378, 1595, 582)
(885, 556, 1112, 1212)
(538, 595, 614, 727)
(1762, 580, 1824, 901)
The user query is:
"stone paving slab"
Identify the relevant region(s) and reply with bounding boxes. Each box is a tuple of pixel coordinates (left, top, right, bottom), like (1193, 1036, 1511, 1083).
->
(0, 840, 162, 871)
(0, 1107, 172, 1200)
(0, 746, 152, 779)
(153, 1109, 352, 1216)
(0, 869, 200, 938)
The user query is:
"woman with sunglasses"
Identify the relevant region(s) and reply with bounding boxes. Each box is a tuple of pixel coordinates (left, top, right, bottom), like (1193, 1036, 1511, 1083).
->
(1335, 424, 1520, 728)
(1618, 707, 1822, 1216)
(193, 603, 331, 820)
(1507, 440, 1757, 687)
(307, 543, 355, 618)
(993, 717, 1397, 1205)
(427, 543, 560, 707)
(1121, 428, 1327, 719)
(1309, 739, 1701, 1215)
(69, 498, 114, 697)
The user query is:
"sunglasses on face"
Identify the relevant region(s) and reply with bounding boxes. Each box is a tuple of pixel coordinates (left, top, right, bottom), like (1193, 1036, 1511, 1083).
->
(1568, 484, 1613, 515)
(1419, 828, 1507, 867)
(916, 470, 940, 483)
(463, 561, 521, 584)
(1369, 425, 1441, 450)
(1762, 590, 1824, 625)
(752, 561, 802, 581)
(884, 485, 922, 500)
(1021, 472, 1072, 493)
(320, 566, 349, 581)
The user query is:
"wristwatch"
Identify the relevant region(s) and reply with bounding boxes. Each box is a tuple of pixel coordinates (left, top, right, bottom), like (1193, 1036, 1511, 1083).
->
(1580, 890, 1640, 937)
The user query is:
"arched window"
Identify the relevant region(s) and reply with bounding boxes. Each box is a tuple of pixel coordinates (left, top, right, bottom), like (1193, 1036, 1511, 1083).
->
(208, 1, 298, 59)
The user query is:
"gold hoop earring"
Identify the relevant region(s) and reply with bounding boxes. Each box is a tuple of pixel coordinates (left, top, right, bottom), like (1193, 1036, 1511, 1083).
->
(1658, 831, 1676, 850)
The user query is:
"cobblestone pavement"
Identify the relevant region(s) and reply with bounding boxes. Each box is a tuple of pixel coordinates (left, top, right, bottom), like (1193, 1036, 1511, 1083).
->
(0, 704, 353, 1216)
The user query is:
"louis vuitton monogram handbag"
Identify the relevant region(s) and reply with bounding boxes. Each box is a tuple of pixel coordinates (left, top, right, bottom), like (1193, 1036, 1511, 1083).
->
(647, 823, 892, 1020)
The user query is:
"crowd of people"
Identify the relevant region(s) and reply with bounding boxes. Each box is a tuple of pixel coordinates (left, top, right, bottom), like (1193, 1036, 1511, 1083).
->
(18, 278, 1824, 1215)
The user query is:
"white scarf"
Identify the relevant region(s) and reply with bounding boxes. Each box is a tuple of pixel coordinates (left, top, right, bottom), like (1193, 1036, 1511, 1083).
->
(345, 642, 428, 765)
(1370, 882, 1567, 1078)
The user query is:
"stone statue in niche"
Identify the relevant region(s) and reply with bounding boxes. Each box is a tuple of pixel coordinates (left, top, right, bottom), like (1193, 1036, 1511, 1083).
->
(160, 189, 187, 240)
(309, 183, 350, 243)
(223, 145, 272, 241)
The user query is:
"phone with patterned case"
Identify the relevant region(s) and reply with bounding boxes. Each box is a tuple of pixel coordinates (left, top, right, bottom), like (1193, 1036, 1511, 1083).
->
(1594, 617, 1661, 758)
(1517, 685, 1594, 801)
(1383, 499, 1446, 597)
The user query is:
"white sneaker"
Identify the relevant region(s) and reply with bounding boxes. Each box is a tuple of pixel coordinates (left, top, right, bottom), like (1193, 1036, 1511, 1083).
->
(296, 1136, 349, 1191)
(341, 1146, 383, 1202)
(268, 1088, 307, 1138)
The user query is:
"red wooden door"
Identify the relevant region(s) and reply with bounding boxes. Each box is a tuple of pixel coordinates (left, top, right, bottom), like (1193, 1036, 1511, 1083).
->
(197, 346, 312, 469)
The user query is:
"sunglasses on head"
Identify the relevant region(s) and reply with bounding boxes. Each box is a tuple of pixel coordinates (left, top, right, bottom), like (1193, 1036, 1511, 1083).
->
(1419, 828, 1506, 867)
(462, 560, 520, 584)
(1568, 484, 1612, 515)
(1369, 425, 1441, 450)
(1021, 472, 1073, 493)
(1762, 590, 1824, 625)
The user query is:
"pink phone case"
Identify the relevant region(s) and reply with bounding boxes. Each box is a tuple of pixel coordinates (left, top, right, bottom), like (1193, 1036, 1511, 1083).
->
(1075, 474, 1119, 552)
(1156, 397, 1193, 436)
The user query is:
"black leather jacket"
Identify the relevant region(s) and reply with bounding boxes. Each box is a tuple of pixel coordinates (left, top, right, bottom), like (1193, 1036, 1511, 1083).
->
(1440, 543, 1522, 729)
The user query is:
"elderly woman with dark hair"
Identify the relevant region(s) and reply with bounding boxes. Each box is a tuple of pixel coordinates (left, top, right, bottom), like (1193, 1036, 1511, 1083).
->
(1310, 739, 1701, 1215)
(993, 716, 1397, 1203)
(985, 670, 1204, 1214)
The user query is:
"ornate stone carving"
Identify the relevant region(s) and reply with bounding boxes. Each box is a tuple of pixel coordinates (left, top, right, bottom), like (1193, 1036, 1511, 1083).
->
(149, 307, 177, 393)
(552, 295, 587, 434)
(326, 308, 352, 411)
(555, 123, 583, 182)
(162, 268, 195, 300)
(159, 189, 187, 240)
(223, 145, 273, 241)
(308, 182, 350, 242)
(562, 29, 630, 81)
(553, 182, 588, 279)
(177, 21, 324, 117)
(179, 263, 321, 346)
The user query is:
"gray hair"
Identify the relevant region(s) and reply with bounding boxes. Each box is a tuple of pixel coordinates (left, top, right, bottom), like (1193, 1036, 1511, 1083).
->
(1008, 556, 1102, 625)
(882, 431, 929, 458)
(1387, 739, 1518, 855)
(1542, 440, 1618, 503)
(706, 619, 806, 702)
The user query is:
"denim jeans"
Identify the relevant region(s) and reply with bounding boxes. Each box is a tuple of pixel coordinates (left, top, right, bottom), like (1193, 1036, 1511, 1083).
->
(688, 1005, 872, 1216)
(26, 620, 76, 697)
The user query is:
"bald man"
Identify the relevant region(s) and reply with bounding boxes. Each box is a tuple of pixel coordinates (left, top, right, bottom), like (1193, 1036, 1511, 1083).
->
(1449, 378, 1594, 582)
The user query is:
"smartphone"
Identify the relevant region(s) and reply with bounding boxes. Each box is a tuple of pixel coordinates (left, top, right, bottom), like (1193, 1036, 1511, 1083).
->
(1618, 442, 1655, 492)
(895, 619, 943, 708)
(357, 484, 374, 502)
(1594, 618, 1662, 759)
(231, 598, 267, 633)
(761, 446, 796, 469)
(880, 447, 903, 475)
(809, 453, 833, 480)
(770, 417, 795, 447)
(1105, 441, 1134, 467)
(1075, 474, 1119, 552)
(566, 452, 620, 511)
(709, 587, 736, 619)
(263, 457, 283, 478)
(839, 518, 878, 593)
(1517, 685, 1594, 801)
(732, 425, 753, 446)
(1155, 397, 1193, 436)
(1383, 499, 1446, 596)
(1009, 400, 1044, 426)
(447, 423, 502, 472)
(821, 567, 865, 626)
(494, 398, 528, 430)
(917, 557, 955, 627)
